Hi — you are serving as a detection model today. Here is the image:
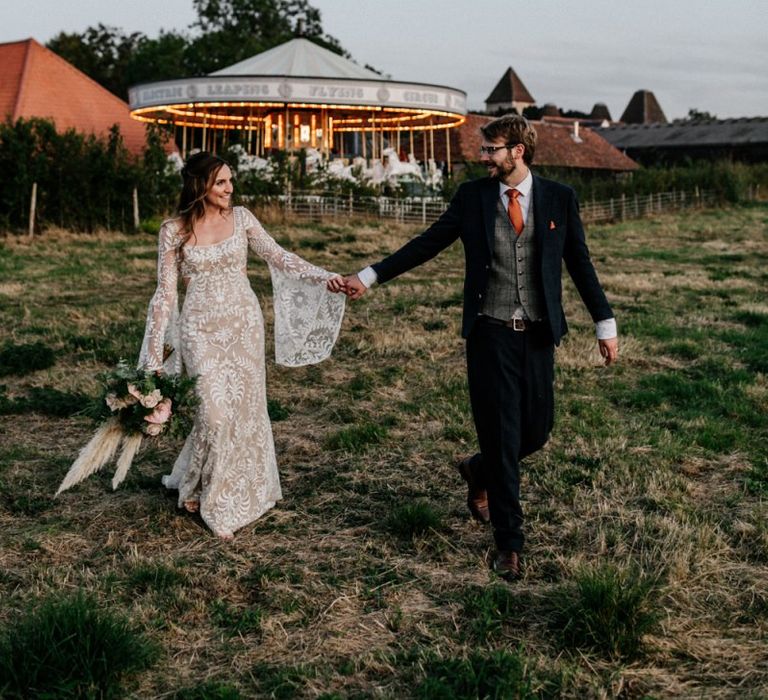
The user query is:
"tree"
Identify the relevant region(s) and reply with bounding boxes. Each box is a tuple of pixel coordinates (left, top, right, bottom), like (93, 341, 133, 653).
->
(47, 0, 349, 96)
(187, 0, 347, 73)
(48, 24, 143, 99)
(562, 109, 590, 119)
(126, 31, 191, 87)
(192, 0, 344, 52)
(681, 108, 717, 123)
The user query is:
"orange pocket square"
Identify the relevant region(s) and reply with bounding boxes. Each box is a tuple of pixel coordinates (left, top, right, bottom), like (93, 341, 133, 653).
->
(549, 220, 556, 230)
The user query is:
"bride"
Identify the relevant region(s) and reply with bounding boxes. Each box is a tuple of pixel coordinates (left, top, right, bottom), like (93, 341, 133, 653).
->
(138, 151, 346, 539)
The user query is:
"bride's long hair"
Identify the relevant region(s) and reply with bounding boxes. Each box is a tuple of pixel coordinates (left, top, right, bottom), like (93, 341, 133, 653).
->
(177, 151, 231, 251)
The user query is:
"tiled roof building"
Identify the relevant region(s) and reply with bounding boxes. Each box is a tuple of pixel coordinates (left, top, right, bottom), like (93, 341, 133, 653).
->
(534, 120, 637, 171)
(485, 67, 536, 114)
(620, 89, 667, 125)
(0, 38, 149, 155)
(415, 113, 638, 173)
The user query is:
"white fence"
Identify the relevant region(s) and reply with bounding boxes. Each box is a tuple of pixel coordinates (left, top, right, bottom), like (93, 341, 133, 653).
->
(580, 189, 719, 224)
(257, 191, 449, 225)
(257, 186, 743, 227)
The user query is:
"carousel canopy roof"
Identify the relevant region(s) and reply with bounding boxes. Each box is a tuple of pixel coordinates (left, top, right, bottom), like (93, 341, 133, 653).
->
(211, 38, 382, 80)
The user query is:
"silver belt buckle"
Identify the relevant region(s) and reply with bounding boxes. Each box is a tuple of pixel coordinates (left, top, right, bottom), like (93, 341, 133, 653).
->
(511, 318, 526, 331)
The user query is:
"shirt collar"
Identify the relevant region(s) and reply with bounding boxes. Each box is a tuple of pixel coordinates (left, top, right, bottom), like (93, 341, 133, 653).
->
(498, 169, 533, 198)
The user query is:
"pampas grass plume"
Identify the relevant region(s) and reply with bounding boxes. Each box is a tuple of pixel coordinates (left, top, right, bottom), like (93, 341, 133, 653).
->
(111, 433, 143, 490)
(55, 418, 124, 497)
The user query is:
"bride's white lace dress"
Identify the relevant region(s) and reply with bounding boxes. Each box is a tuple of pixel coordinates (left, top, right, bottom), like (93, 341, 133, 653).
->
(138, 206, 344, 536)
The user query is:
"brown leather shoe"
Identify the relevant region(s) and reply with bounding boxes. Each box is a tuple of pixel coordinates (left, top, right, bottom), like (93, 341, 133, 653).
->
(492, 550, 522, 580)
(457, 456, 490, 525)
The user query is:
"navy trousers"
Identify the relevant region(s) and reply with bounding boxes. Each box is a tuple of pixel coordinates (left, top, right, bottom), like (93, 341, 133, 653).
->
(465, 318, 555, 552)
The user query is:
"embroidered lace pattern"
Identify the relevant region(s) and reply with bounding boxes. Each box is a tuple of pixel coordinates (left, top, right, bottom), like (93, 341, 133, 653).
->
(137, 206, 344, 536)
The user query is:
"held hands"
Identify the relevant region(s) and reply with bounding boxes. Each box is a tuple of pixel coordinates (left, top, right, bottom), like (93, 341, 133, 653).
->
(598, 337, 619, 366)
(326, 275, 347, 293)
(341, 274, 367, 301)
(325, 273, 366, 300)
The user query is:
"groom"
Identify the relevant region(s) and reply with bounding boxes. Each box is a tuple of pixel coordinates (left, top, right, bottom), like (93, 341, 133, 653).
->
(343, 114, 618, 580)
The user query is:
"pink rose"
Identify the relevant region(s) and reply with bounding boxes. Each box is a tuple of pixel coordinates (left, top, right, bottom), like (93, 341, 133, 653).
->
(140, 389, 163, 408)
(128, 384, 163, 408)
(143, 422, 164, 436)
(144, 397, 172, 425)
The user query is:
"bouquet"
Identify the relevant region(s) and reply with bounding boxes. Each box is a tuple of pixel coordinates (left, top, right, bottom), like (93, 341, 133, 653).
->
(56, 360, 197, 496)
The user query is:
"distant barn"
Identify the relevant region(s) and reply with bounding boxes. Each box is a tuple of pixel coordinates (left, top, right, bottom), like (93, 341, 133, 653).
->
(600, 118, 768, 164)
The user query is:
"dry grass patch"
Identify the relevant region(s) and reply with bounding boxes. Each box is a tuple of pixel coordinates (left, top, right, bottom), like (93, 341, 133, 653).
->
(1, 205, 768, 696)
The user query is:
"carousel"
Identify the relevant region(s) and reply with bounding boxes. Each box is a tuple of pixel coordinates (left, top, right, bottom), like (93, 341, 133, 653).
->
(128, 37, 467, 177)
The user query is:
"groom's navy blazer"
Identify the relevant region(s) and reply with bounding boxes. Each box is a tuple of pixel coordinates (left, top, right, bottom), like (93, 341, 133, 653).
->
(372, 174, 613, 344)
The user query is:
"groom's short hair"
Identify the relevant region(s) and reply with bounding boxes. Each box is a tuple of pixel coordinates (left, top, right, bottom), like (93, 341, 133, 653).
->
(481, 114, 537, 165)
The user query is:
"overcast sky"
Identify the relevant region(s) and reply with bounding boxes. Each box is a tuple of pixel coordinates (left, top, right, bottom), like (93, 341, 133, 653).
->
(3, 0, 766, 120)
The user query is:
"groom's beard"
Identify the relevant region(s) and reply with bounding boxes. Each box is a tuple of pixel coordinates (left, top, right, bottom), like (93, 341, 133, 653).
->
(487, 159, 517, 181)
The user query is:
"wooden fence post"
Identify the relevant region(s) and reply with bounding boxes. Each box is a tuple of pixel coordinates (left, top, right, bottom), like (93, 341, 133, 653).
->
(132, 187, 140, 232)
(28, 182, 37, 239)
(286, 181, 292, 218)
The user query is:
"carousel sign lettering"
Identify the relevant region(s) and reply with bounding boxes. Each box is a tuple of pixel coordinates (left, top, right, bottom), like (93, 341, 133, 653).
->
(308, 85, 365, 99)
(206, 83, 270, 97)
(140, 86, 184, 102)
(130, 77, 467, 116)
(403, 91, 439, 104)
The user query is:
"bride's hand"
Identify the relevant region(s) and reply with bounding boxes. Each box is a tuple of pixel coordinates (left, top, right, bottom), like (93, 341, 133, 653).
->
(326, 275, 347, 293)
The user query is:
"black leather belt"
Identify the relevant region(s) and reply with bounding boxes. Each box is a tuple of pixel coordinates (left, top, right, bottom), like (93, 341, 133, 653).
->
(479, 316, 538, 331)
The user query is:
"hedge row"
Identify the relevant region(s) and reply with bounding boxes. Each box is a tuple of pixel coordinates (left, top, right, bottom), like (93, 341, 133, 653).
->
(0, 118, 177, 232)
(3, 117, 766, 233)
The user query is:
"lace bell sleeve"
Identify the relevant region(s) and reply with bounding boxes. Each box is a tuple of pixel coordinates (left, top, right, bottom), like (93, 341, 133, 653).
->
(242, 208, 345, 367)
(137, 221, 182, 374)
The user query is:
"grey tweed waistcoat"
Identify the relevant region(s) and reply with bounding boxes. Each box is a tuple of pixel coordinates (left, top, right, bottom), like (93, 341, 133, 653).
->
(481, 198, 545, 321)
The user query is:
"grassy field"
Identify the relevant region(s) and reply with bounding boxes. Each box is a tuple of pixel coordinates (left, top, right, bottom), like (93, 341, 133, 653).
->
(1, 203, 767, 698)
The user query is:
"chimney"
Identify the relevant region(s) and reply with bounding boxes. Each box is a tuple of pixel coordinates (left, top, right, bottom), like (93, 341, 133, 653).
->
(572, 121, 582, 143)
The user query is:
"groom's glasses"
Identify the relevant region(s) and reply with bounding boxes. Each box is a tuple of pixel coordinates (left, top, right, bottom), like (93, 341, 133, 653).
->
(479, 144, 518, 155)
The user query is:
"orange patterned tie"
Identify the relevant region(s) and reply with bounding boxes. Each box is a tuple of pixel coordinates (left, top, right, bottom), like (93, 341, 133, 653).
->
(507, 188, 524, 235)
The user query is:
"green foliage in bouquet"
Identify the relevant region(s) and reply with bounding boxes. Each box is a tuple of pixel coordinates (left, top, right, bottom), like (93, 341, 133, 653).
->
(88, 360, 198, 439)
